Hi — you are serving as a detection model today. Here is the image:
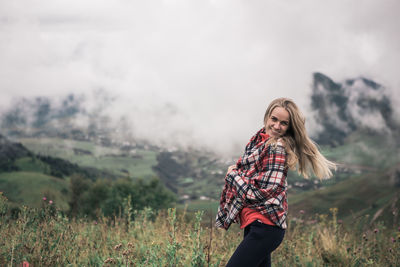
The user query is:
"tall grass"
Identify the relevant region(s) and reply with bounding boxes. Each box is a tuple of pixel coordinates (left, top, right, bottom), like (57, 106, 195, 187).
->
(0, 193, 399, 266)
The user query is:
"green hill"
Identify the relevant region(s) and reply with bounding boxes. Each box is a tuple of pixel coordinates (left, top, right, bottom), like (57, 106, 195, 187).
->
(286, 130, 400, 225)
(0, 171, 70, 210)
(0, 135, 176, 217)
(0, 136, 122, 210)
(289, 163, 400, 225)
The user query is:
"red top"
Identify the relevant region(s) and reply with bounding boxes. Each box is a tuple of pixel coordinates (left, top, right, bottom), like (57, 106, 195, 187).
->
(239, 132, 275, 229)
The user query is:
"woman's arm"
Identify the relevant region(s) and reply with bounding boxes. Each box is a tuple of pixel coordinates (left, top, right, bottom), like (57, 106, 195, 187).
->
(226, 142, 287, 203)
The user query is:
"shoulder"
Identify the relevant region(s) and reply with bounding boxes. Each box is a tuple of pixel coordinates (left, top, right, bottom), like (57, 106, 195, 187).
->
(266, 138, 287, 155)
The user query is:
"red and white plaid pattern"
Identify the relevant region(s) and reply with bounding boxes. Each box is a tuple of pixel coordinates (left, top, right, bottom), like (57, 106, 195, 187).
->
(215, 128, 288, 230)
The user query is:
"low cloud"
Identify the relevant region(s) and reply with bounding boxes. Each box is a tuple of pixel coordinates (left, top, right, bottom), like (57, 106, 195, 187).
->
(1, 0, 399, 156)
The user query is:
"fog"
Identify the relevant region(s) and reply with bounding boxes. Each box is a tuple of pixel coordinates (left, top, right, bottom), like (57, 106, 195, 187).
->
(1, 0, 399, 155)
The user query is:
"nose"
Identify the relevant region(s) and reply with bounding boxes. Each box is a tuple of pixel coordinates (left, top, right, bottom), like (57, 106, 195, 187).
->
(273, 123, 280, 130)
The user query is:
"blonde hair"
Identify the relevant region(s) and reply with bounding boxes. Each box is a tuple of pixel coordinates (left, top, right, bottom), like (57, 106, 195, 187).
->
(264, 98, 336, 179)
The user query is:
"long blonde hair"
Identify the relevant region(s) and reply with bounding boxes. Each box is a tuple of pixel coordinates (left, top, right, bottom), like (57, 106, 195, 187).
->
(264, 98, 336, 179)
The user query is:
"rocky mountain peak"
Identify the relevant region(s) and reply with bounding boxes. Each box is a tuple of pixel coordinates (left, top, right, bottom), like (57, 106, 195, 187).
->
(311, 72, 397, 146)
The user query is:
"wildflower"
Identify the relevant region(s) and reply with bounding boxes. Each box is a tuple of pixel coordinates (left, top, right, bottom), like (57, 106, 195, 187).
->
(104, 257, 116, 264)
(49, 200, 53, 205)
(127, 242, 134, 248)
(337, 219, 343, 224)
(122, 249, 131, 257)
(42, 197, 47, 201)
(22, 261, 29, 267)
(391, 237, 396, 243)
(398, 226, 400, 232)
(389, 248, 393, 253)
(363, 234, 368, 241)
(114, 243, 123, 251)
(374, 228, 379, 234)
(299, 210, 305, 214)
(93, 221, 98, 225)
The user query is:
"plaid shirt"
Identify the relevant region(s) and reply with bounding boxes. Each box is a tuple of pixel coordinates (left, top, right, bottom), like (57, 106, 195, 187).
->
(215, 128, 288, 230)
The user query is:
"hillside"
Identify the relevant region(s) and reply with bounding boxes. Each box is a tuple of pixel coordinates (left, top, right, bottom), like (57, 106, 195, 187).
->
(0, 135, 121, 209)
(289, 163, 400, 225)
(0, 171, 70, 210)
(0, 134, 32, 172)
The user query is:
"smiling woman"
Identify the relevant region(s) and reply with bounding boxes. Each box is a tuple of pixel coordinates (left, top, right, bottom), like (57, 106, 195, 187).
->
(216, 97, 336, 267)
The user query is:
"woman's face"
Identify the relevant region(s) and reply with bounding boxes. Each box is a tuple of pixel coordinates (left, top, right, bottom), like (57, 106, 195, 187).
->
(265, 107, 290, 137)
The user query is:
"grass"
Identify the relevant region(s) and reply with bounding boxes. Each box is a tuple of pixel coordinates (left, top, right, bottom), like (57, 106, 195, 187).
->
(0, 172, 70, 210)
(14, 157, 49, 173)
(177, 200, 219, 221)
(0, 194, 399, 266)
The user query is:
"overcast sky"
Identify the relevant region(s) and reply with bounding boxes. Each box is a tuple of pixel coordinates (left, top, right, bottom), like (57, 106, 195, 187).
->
(1, 0, 399, 155)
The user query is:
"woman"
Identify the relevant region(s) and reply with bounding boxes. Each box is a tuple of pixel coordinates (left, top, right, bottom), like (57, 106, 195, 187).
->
(216, 97, 336, 267)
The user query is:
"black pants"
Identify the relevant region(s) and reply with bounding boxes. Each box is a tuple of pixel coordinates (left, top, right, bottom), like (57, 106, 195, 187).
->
(226, 221, 285, 267)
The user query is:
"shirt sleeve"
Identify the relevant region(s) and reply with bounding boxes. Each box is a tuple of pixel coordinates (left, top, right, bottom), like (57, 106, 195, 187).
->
(227, 142, 287, 204)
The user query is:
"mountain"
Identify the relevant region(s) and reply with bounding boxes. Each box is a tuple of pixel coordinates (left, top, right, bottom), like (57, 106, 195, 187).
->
(311, 72, 398, 146)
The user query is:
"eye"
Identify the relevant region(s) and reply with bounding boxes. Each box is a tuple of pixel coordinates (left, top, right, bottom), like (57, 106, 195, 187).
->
(271, 117, 278, 122)
(281, 121, 289, 126)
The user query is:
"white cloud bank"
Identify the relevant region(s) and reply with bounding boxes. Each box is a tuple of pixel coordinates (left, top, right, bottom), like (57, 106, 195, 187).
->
(0, 0, 399, 155)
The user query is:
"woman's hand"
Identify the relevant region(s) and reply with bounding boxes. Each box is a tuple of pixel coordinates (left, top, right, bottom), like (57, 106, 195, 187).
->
(226, 164, 237, 175)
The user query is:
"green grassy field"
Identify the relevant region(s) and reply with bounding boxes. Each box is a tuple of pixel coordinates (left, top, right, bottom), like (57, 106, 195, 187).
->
(0, 171, 69, 210)
(14, 157, 49, 173)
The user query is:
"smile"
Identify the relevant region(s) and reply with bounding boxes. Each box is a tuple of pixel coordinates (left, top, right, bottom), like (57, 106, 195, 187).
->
(270, 129, 281, 135)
